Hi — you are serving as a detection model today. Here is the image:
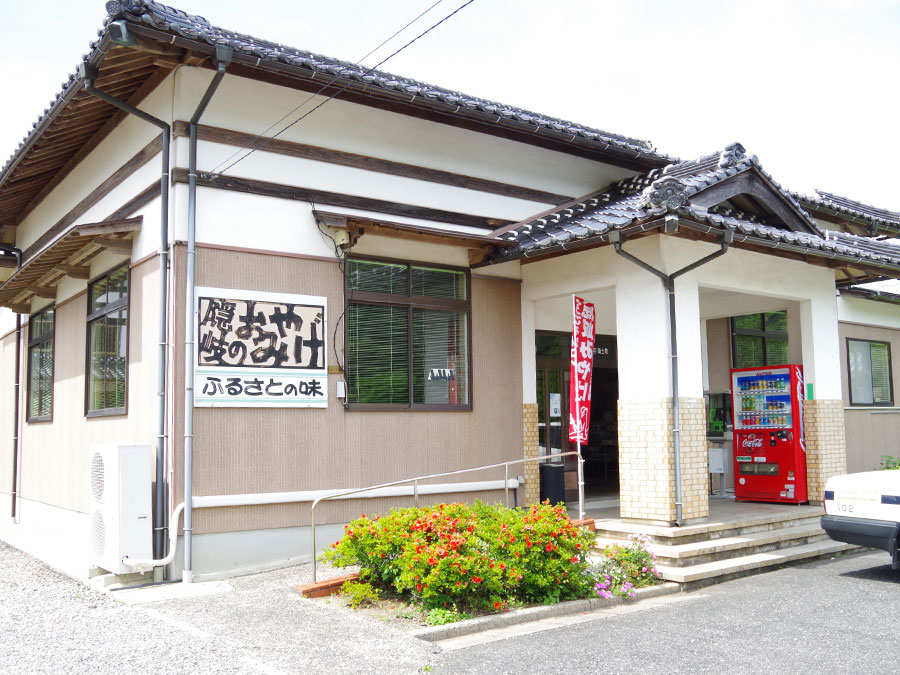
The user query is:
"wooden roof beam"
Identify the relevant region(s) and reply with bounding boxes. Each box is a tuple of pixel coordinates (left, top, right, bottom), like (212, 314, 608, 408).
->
(76, 217, 142, 237)
(92, 237, 133, 255)
(26, 285, 56, 299)
(56, 264, 90, 280)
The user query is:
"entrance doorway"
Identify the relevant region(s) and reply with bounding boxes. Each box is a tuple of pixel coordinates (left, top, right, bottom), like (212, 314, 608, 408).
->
(535, 332, 619, 502)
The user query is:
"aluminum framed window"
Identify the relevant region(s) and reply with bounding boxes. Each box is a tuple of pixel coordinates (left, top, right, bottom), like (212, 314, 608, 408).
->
(847, 338, 893, 406)
(27, 306, 55, 422)
(86, 263, 129, 416)
(345, 256, 471, 410)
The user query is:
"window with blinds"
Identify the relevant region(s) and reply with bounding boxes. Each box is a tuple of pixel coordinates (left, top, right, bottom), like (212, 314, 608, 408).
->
(346, 258, 470, 409)
(87, 263, 129, 415)
(848, 338, 893, 406)
(27, 306, 55, 421)
(732, 311, 789, 368)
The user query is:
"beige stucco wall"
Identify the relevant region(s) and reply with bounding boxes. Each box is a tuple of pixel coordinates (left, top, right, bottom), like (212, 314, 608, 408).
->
(839, 321, 900, 472)
(0, 326, 16, 505)
(9, 256, 159, 514)
(169, 244, 523, 535)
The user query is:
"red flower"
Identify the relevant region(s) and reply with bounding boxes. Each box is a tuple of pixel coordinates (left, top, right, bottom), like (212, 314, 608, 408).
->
(570, 556, 579, 563)
(416, 583, 422, 592)
(493, 602, 501, 609)
(472, 576, 482, 584)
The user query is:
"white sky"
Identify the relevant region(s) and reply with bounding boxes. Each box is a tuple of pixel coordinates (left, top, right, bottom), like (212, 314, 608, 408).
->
(1, 0, 899, 212)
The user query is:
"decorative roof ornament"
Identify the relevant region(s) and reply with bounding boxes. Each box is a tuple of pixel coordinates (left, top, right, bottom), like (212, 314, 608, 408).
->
(718, 142, 747, 169)
(639, 176, 688, 211)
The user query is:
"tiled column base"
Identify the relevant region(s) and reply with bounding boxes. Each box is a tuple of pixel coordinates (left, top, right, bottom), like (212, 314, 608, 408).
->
(618, 398, 709, 525)
(523, 403, 540, 505)
(803, 399, 846, 503)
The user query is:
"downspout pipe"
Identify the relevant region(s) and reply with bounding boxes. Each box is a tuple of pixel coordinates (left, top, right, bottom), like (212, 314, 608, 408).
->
(183, 45, 233, 584)
(3, 245, 22, 521)
(80, 64, 171, 561)
(609, 219, 732, 525)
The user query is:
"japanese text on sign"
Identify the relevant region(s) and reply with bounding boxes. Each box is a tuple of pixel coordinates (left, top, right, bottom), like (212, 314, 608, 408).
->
(568, 296, 595, 444)
(194, 288, 328, 408)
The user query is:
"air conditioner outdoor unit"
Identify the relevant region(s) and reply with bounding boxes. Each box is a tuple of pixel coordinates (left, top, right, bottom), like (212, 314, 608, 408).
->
(89, 444, 152, 575)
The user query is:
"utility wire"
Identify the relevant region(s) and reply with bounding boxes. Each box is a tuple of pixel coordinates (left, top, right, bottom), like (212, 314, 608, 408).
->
(209, 1, 445, 175)
(211, 0, 476, 178)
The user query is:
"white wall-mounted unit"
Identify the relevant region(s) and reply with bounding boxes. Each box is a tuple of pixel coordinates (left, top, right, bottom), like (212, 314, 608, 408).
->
(89, 445, 152, 574)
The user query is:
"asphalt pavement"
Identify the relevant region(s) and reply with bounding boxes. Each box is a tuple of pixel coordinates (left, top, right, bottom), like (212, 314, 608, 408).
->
(431, 549, 900, 675)
(2, 540, 897, 675)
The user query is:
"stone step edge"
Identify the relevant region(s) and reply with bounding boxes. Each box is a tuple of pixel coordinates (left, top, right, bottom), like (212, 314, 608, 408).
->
(655, 541, 856, 583)
(593, 524, 828, 560)
(593, 509, 824, 540)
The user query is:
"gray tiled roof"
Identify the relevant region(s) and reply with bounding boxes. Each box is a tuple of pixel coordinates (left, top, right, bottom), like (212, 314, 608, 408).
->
(489, 144, 900, 273)
(111, 0, 671, 157)
(793, 189, 900, 233)
(0, 0, 675, 185)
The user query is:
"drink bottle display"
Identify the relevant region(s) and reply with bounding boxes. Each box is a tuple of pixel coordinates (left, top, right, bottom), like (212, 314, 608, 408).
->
(730, 364, 807, 504)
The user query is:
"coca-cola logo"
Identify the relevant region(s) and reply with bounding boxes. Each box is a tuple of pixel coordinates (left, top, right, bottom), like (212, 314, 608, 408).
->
(741, 436, 764, 449)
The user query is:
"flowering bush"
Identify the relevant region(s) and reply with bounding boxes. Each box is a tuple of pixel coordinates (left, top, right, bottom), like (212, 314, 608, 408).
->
(321, 501, 596, 611)
(591, 533, 661, 599)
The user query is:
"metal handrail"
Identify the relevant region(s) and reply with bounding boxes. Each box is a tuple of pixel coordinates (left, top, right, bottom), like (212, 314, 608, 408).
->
(310, 451, 584, 583)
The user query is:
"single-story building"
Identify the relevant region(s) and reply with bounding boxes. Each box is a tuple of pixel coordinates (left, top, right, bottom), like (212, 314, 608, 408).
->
(1, 0, 898, 582)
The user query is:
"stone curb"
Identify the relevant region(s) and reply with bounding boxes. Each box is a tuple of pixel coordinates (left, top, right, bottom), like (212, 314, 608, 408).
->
(408, 581, 681, 642)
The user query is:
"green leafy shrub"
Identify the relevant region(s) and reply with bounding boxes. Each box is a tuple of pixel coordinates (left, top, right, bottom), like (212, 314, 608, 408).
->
(879, 455, 900, 470)
(425, 607, 472, 625)
(322, 501, 596, 611)
(591, 534, 661, 599)
(341, 580, 380, 609)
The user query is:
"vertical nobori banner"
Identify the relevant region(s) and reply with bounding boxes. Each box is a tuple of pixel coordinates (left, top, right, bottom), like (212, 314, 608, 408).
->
(194, 287, 328, 407)
(568, 295, 595, 444)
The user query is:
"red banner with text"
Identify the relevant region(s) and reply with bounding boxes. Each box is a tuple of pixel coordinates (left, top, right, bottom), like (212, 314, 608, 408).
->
(568, 296, 595, 444)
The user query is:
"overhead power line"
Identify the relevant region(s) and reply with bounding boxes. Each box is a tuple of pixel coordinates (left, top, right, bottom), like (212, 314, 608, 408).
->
(210, 0, 477, 178)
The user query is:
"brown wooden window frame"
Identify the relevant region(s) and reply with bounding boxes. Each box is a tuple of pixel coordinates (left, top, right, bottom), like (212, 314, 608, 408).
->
(27, 305, 55, 423)
(344, 255, 473, 411)
(85, 262, 130, 417)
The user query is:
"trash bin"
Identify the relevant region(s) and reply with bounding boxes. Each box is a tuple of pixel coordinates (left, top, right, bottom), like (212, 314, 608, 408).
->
(539, 462, 565, 505)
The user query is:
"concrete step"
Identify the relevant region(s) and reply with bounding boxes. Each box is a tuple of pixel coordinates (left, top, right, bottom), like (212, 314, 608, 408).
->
(653, 540, 856, 586)
(593, 507, 825, 546)
(594, 523, 831, 567)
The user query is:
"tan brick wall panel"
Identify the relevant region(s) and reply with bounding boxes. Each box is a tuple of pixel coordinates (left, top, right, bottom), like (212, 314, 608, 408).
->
(522, 403, 540, 505)
(617, 398, 709, 525)
(804, 399, 847, 502)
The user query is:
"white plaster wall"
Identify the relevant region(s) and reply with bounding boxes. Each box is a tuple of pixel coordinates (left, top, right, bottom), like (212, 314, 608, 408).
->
(15, 76, 175, 253)
(190, 139, 550, 223)
(518, 235, 844, 401)
(0, 307, 14, 337)
(173, 67, 631, 199)
(837, 295, 900, 329)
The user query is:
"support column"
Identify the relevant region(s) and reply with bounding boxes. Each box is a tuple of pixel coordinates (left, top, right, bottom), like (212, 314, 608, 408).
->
(798, 297, 846, 501)
(615, 243, 708, 525)
(521, 299, 540, 505)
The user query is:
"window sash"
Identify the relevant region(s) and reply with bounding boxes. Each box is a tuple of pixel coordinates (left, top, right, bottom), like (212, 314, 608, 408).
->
(345, 257, 470, 409)
(732, 311, 789, 369)
(27, 307, 54, 421)
(86, 264, 129, 414)
(848, 339, 892, 406)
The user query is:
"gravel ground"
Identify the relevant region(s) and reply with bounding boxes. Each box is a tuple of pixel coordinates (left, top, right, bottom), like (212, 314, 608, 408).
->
(0, 541, 436, 675)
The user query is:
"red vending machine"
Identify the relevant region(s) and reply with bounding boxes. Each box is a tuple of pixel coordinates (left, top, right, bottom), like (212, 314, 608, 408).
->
(730, 364, 807, 503)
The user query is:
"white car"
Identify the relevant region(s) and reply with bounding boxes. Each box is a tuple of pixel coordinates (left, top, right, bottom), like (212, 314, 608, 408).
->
(821, 470, 900, 569)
